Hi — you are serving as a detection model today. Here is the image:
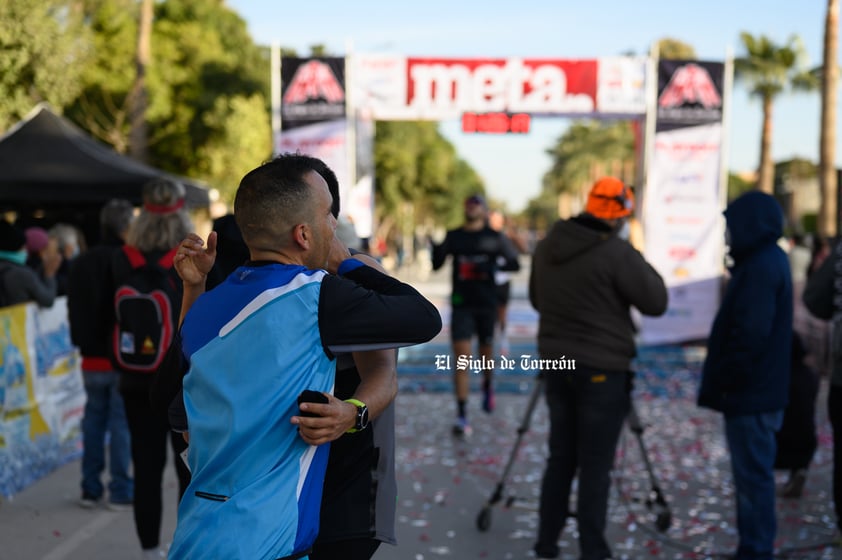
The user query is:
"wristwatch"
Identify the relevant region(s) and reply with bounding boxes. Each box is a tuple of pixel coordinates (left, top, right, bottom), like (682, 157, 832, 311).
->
(345, 398, 370, 433)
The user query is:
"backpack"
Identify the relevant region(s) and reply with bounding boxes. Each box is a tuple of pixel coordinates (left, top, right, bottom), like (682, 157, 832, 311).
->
(111, 245, 179, 373)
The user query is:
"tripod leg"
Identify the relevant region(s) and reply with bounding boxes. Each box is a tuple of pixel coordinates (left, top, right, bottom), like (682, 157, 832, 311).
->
(477, 374, 545, 532)
(626, 401, 673, 532)
(498, 374, 544, 484)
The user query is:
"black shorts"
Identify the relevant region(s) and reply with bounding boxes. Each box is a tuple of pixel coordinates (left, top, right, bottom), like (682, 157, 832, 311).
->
(451, 307, 496, 345)
(495, 281, 511, 306)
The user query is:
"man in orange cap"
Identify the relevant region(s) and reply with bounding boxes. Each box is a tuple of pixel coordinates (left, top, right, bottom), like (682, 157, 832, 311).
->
(529, 177, 667, 560)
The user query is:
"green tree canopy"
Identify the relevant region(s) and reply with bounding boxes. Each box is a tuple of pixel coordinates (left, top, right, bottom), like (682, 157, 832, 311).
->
(145, 0, 271, 200)
(656, 38, 698, 60)
(542, 120, 636, 197)
(0, 0, 92, 130)
(61, 0, 271, 201)
(66, 0, 138, 152)
(374, 121, 484, 236)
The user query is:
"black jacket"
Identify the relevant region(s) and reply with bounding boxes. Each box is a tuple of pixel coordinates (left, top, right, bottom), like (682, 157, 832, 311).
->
(431, 225, 520, 308)
(529, 215, 667, 371)
(66, 238, 122, 358)
(699, 191, 792, 415)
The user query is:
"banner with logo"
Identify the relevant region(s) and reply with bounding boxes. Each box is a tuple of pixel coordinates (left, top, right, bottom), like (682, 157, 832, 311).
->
(352, 55, 647, 120)
(280, 57, 346, 130)
(641, 60, 726, 345)
(276, 119, 350, 209)
(0, 298, 85, 498)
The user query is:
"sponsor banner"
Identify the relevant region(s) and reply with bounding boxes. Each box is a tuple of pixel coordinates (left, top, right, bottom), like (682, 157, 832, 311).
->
(281, 57, 346, 129)
(641, 278, 721, 345)
(347, 174, 374, 239)
(278, 56, 375, 244)
(656, 60, 724, 130)
(353, 54, 646, 120)
(276, 119, 350, 207)
(640, 59, 727, 345)
(641, 123, 725, 345)
(0, 297, 84, 497)
(350, 113, 375, 239)
(596, 56, 648, 115)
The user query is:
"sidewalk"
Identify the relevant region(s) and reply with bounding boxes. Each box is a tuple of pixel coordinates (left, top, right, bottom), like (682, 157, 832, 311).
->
(0, 453, 180, 560)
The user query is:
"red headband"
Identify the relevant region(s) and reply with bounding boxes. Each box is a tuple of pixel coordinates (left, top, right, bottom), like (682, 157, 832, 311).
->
(143, 199, 185, 214)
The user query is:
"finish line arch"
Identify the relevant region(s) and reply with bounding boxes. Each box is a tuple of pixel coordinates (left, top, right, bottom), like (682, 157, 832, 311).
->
(275, 53, 731, 345)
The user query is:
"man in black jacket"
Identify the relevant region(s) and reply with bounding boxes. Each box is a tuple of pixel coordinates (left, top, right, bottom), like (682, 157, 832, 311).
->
(529, 177, 667, 560)
(66, 199, 136, 510)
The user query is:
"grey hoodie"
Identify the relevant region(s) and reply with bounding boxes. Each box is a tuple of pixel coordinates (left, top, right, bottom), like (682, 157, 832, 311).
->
(528, 215, 668, 371)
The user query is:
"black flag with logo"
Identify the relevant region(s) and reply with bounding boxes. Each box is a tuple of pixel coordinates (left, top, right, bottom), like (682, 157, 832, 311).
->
(656, 60, 724, 132)
(281, 57, 346, 131)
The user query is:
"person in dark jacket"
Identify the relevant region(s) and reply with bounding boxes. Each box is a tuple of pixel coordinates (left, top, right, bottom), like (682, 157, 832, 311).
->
(0, 221, 59, 308)
(802, 233, 842, 537)
(774, 332, 819, 499)
(117, 179, 193, 559)
(530, 177, 668, 560)
(67, 199, 136, 510)
(699, 190, 792, 560)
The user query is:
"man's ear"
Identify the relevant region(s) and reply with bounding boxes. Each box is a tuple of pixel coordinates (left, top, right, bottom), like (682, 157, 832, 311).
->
(292, 223, 311, 250)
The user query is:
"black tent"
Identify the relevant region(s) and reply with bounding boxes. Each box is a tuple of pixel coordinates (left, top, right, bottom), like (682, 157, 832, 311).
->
(0, 104, 211, 245)
(0, 104, 210, 209)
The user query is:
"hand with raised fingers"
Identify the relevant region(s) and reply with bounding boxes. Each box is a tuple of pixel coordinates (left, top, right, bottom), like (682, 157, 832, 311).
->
(174, 232, 218, 288)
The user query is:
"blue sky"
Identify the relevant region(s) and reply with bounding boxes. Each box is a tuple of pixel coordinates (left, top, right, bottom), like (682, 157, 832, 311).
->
(227, 0, 837, 211)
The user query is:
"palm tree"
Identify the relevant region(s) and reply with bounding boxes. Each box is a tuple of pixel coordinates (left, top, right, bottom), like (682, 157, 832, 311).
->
(735, 32, 817, 194)
(820, 0, 839, 237)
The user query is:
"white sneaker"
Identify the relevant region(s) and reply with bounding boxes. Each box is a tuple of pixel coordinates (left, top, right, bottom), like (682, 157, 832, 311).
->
(140, 547, 167, 559)
(78, 493, 100, 509)
(106, 500, 132, 512)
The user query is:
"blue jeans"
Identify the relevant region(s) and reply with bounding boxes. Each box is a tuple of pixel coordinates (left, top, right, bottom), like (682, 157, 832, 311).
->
(724, 411, 784, 560)
(81, 370, 133, 502)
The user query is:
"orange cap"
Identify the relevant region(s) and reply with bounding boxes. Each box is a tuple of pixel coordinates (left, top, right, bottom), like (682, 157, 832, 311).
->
(585, 177, 634, 219)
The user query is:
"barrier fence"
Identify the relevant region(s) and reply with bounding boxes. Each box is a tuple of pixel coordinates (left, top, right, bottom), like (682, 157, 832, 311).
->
(0, 297, 84, 498)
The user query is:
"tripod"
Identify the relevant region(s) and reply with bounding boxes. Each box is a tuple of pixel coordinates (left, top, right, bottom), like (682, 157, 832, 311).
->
(475, 373, 672, 533)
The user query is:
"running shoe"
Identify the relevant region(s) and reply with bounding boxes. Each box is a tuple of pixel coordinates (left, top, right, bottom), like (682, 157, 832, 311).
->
(452, 417, 473, 437)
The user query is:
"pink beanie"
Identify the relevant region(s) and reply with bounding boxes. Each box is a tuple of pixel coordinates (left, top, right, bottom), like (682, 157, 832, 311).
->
(25, 227, 50, 253)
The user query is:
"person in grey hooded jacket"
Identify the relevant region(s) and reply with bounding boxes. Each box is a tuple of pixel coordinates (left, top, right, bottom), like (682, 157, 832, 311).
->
(530, 177, 667, 560)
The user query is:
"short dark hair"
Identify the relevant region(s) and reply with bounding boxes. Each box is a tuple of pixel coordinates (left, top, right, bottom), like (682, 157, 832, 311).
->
(234, 153, 329, 251)
(299, 155, 340, 218)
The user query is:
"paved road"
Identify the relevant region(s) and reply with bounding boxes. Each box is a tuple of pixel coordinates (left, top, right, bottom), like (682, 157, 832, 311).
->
(2, 262, 841, 559)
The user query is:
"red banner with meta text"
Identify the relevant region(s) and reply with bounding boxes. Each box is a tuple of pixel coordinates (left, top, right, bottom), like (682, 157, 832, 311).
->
(352, 55, 647, 119)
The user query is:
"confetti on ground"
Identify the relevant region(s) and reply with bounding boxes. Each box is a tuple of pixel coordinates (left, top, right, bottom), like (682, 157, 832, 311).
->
(383, 341, 842, 560)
